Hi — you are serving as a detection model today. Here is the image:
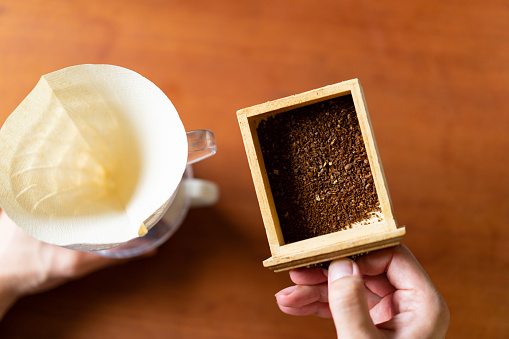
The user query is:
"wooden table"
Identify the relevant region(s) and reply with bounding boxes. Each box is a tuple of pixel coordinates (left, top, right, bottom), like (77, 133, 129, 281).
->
(1, 0, 508, 337)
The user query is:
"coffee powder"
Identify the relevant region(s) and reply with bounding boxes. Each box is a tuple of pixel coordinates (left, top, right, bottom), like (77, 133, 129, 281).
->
(257, 94, 380, 244)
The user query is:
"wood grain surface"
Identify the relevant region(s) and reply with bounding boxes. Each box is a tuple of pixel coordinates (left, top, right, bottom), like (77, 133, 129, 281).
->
(1, 0, 508, 338)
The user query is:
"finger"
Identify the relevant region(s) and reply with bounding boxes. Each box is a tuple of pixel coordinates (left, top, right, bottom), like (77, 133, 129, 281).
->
(327, 259, 379, 338)
(369, 293, 394, 325)
(289, 266, 327, 285)
(69, 247, 158, 276)
(278, 301, 332, 318)
(275, 283, 328, 308)
(363, 273, 396, 298)
(57, 250, 130, 279)
(356, 244, 433, 292)
(364, 286, 382, 310)
(364, 283, 394, 325)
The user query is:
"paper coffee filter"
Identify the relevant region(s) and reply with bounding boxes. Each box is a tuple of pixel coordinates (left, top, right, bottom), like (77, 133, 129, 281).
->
(0, 64, 188, 249)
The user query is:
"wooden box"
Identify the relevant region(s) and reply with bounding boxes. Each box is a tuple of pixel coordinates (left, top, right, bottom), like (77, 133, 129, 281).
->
(237, 79, 405, 272)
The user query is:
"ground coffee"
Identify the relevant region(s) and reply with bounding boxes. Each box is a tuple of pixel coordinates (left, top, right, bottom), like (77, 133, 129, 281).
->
(257, 94, 380, 244)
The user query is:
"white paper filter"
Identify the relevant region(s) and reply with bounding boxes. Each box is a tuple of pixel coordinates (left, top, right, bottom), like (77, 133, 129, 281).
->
(0, 64, 188, 250)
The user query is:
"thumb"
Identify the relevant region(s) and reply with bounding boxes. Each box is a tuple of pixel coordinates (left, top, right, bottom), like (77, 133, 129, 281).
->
(328, 259, 378, 339)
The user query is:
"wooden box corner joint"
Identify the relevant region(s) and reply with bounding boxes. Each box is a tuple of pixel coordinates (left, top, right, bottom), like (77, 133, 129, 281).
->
(237, 79, 405, 272)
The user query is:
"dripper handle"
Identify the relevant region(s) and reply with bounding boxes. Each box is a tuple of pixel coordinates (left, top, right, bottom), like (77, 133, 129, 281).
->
(186, 129, 217, 165)
(183, 178, 219, 208)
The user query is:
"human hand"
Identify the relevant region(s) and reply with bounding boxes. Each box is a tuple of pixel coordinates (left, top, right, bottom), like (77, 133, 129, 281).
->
(0, 211, 128, 319)
(275, 245, 449, 338)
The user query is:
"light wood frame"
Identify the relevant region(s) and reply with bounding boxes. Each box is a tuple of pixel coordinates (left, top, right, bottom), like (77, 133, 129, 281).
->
(237, 79, 405, 272)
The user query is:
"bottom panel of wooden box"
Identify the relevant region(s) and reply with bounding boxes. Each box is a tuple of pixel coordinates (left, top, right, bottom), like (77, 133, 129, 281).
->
(263, 227, 405, 272)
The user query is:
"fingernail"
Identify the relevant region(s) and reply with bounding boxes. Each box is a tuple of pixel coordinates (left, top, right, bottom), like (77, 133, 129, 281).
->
(275, 285, 297, 297)
(328, 259, 354, 282)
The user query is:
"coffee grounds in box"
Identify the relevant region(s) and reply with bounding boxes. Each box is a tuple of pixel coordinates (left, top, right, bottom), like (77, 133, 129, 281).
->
(257, 94, 380, 244)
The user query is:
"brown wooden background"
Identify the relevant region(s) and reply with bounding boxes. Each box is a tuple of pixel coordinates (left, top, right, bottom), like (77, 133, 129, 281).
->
(1, 0, 508, 338)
